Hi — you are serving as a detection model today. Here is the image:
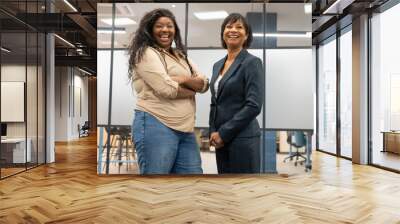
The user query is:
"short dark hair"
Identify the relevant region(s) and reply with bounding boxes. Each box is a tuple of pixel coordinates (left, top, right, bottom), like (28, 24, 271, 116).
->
(220, 13, 253, 49)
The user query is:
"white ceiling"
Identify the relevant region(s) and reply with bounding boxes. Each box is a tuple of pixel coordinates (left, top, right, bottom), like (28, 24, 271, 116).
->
(97, 3, 311, 49)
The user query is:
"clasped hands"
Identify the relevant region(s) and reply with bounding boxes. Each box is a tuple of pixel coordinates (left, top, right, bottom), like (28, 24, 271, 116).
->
(210, 132, 224, 149)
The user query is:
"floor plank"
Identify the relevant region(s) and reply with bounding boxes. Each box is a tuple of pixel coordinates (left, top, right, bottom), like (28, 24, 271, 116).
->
(1, 134, 400, 223)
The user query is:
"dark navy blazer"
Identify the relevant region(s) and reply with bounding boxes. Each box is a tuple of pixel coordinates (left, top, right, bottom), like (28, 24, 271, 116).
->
(209, 49, 263, 144)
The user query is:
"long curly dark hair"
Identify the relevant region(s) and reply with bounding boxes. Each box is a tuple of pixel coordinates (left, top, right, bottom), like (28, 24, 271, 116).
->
(128, 8, 190, 80)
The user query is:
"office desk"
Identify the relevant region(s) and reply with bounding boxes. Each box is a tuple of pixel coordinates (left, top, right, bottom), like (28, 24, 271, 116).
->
(382, 131, 400, 154)
(1, 138, 32, 163)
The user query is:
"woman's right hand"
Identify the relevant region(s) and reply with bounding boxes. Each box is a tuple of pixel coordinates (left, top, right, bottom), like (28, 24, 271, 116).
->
(210, 132, 224, 149)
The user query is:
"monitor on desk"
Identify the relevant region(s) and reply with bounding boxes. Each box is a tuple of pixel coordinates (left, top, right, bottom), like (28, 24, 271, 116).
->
(1, 123, 7, 138)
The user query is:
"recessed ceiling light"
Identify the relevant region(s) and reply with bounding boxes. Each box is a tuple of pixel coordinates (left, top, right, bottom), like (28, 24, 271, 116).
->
(97, 28, 126, 34)
(254, 32, 312, 38)
(194, 11, 229, 20)
(304, 4, 312, 14)
(101, 18, 137, 26)
(172, 5, 176, 8)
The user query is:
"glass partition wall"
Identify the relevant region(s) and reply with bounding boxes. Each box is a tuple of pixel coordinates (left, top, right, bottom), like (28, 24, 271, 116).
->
(266, 3, 313, 173)
(339, 26, 352, 159)
(316, 26, 352, 159)
(316, 0, 400, 172)
(317, 35, 337, 155)
(97, 3, 312, 174)
(0, 2, 46, 179)
(370, 2, 400, 172)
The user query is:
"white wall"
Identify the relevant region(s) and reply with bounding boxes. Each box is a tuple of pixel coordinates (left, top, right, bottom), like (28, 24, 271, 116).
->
(1, 65, 31, 138)
(72, 73, 89, 137)
(55, 67, 68, 141)
(55, 67, 89, 141)
(1, 64, 46, 163)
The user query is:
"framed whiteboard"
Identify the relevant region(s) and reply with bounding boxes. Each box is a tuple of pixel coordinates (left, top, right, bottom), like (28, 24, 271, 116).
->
(1, 81, 25, 122)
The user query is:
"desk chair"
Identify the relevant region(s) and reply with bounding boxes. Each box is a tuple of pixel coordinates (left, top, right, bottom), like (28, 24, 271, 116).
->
(283, 131, 307, 166)
(79, 121, 90, 138)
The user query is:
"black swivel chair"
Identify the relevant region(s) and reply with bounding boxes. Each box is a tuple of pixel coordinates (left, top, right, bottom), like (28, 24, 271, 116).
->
(79, 121, 90, 138)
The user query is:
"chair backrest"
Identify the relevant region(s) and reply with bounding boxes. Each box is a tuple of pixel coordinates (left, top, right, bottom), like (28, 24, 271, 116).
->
(291, 131, 306, 148)
(286, 131, 294, 144)
(82, 121, 90, 129)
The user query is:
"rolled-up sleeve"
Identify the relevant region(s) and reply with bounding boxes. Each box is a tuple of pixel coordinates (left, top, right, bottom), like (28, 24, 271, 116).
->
(135, 48, 179, 99)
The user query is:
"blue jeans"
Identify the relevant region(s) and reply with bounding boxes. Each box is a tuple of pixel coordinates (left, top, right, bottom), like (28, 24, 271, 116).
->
(132, 110, 203, 174)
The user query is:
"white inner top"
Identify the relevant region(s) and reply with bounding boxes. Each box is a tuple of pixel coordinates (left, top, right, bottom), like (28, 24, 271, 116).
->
(214, 75, 223, 97)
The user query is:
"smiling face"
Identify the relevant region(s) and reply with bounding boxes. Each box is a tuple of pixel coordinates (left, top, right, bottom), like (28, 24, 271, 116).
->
(223, 20, 248, 50)
(152, 16, 175, 50)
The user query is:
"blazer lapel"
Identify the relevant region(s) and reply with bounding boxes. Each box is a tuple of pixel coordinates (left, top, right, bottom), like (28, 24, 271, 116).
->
(210, 57, 226, 97)
(216, 49, 248, 99)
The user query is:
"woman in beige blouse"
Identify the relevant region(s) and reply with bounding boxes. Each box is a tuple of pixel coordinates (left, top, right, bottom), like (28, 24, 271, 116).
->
(128, 8, 209, 174)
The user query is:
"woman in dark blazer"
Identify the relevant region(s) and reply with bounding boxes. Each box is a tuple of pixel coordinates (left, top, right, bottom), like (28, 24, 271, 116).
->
(209, 13, 263, 173)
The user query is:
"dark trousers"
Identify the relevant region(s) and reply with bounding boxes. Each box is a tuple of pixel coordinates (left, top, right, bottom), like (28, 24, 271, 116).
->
(215, 136, 260, 173)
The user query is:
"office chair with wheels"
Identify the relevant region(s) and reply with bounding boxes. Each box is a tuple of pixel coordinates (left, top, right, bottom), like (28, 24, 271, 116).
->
(79, 121, 90, 138)
(283, 131, 307, 166)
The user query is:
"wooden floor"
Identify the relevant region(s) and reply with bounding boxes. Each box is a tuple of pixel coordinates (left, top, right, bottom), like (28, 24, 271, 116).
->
(1, 135, 400, 223)
(372, 150, 400, 171)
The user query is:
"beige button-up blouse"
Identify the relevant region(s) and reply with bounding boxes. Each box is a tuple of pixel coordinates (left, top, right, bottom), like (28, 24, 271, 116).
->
(132, 46, 208, 133)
